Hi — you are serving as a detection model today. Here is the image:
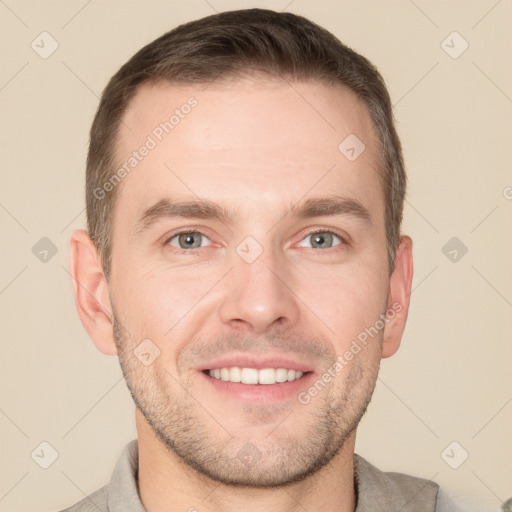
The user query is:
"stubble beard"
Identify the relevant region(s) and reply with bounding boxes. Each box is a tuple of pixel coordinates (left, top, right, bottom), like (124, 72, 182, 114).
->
(111, 310, 381, 489)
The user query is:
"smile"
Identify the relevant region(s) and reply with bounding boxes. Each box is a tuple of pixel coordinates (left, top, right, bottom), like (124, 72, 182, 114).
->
(205, 367, 308, 385)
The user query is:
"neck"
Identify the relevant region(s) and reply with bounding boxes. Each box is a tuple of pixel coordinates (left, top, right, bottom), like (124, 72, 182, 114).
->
(136, 409, 357, 512)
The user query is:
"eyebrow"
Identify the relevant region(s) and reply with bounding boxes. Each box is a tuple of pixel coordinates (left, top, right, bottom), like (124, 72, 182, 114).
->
(135, 195, 373, 234)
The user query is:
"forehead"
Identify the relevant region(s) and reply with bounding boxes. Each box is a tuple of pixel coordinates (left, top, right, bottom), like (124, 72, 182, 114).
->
(113, 77, 383, 226)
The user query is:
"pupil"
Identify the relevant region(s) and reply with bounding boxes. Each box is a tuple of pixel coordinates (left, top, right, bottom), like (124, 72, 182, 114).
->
(180, 233, 199, 248)
(313, 233, 331, 248)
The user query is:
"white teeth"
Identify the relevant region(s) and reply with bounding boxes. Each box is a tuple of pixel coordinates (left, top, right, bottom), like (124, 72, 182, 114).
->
(230, 366, 241, 382)
(241, 367, 259, 384)
(258, 368, 275, 385)
(207, 367, 306, 384)
(275, 368, 288, 382)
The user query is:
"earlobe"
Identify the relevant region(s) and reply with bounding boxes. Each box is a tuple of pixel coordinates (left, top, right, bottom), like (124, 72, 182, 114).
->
(69, 230, 118, 356)
(382, 235, 414, 359)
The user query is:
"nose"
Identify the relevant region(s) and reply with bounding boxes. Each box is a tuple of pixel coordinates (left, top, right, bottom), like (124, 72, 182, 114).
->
(218, 246, 300, 334)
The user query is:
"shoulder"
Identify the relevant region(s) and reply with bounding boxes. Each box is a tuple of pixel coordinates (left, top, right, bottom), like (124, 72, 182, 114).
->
(54, 485, 109, 512)
(54, 439, 141, 512)
(354, 454, 470, 512)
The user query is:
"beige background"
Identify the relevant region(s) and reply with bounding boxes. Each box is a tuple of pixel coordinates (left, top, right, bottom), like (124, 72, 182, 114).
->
(1, 1, 511, 511)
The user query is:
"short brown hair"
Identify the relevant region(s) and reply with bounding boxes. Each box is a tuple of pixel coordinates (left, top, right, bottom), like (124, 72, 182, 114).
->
(86, 8, 406, 280)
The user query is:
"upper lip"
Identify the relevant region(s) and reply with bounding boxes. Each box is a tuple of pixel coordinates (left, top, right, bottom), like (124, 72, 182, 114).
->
(197, 354, 315, 373)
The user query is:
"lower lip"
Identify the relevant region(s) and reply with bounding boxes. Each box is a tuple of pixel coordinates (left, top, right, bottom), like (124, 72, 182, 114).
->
(199, 371, 315, 403)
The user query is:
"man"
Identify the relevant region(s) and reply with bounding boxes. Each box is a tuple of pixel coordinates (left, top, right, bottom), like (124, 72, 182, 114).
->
(64, 8, 458, 512)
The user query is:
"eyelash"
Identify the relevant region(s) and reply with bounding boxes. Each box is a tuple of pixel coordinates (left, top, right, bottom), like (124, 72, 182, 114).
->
(163, 229, 348, 252)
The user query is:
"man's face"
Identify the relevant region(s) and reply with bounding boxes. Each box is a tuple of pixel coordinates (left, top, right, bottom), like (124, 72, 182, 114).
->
(108, 77, 391, 486)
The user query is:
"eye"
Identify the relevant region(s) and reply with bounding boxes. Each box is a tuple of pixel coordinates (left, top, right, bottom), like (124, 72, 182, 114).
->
(297, 231, 343, 249)
(167, 231, 211, 250)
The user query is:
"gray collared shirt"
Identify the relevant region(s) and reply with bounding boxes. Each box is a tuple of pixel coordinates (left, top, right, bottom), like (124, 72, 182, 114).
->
(57, 439, 460, 512)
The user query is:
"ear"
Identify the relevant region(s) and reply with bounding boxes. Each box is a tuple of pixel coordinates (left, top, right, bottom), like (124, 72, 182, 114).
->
(69, 229, 117, 356)
(381, 235, 414, 359)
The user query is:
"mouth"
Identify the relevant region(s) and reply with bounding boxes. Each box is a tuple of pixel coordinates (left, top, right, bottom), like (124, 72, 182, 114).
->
(199, 364, 315, 403)
(202, 367, 311, 385)
(197, 355, 316, 402)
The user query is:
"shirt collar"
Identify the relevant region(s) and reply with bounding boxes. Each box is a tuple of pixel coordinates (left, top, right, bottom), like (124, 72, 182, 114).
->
(108, 439, 145, 512)
(354, 453, 439, 511)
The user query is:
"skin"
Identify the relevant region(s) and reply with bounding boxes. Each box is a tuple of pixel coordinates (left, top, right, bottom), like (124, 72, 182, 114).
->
(70, 76, 413, 512)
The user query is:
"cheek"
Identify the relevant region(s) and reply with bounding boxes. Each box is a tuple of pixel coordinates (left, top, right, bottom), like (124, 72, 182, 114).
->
(117, 263, 222, 338)
(299, 264, 387, 350)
